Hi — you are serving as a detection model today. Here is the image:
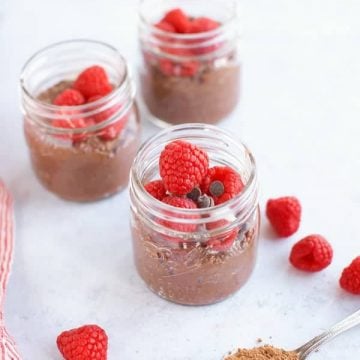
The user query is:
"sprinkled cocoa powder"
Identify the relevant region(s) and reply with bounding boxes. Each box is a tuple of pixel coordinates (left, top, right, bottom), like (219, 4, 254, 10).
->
(225, 345, 298, 360)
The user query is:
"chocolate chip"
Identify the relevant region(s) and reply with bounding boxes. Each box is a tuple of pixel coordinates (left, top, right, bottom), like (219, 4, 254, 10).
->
(197, 195, 215, 208)
(209, 180, 224, 197)
(187, 187, 202, 202)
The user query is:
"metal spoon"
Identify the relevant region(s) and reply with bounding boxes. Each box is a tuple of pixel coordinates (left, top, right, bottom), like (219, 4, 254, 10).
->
(295, 308, 360, 359)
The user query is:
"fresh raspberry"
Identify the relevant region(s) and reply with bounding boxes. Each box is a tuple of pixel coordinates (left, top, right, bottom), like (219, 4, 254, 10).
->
(206, 219, 238, 251)
(158, 58, 199, 77)
(178, 61, 199, 77)
(87, 95, 127, 141)
(340, 257, 360, 295)
(73, 65, 113, 99)
(159, 140, 209, 195)
(161, 196, 198, 233)
(201, 166, 244, 205)
(56, 324, 108, 360)
(163, 8, 191, 33)
(189, 17, 220, 33)
(155, 21, 176, 32)
(53, 89, 85, 106)
(144, 180, 167, 201)
(266, 196, 301, 237)
(158, 58, 175, 76)
(52, 116, 95, 142)
(289, 235, 333, 272)
(162, 196, 197, 209)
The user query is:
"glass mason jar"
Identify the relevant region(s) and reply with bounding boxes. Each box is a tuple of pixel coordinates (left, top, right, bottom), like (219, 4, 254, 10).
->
(138, 0, 240, 127)
(21, 40, 141, 202)
(129, 124, 259, 305)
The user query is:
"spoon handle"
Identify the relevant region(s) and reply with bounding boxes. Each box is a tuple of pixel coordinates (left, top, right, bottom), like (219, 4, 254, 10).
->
(297, 308, 360, 358)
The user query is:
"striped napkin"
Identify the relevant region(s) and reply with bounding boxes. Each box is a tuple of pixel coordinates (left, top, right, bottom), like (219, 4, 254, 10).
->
(0, 180, 21, 359)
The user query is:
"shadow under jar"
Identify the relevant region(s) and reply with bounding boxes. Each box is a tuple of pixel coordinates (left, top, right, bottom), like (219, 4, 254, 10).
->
(139, 0, 240, 127)
(129, 124, 259, 305)
(21, 40, 141, 202)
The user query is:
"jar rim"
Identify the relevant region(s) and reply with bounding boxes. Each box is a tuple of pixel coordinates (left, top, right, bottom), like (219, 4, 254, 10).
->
(20, 39, 135, 133)
(138, 0, 238, 41)
(130, 123, 258, 230)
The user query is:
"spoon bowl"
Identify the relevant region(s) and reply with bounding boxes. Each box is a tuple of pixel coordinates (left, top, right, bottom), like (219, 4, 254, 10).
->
(294, 309, 360, 359)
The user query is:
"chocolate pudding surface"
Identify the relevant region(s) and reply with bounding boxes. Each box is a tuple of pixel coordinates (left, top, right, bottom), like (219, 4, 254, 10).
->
(131, 211, 259, 306)
(141, 58, 240, 125)
(25, 81, 140, 202)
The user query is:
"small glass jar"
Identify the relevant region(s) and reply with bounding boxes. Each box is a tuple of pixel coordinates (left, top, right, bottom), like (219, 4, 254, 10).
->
(21, 40, 141, 202)
(138, 0, 240, 127)
(129, 124, 259, 305)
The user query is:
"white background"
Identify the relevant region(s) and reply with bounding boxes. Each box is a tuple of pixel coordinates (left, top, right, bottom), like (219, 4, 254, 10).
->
(1, 0, 360, 359)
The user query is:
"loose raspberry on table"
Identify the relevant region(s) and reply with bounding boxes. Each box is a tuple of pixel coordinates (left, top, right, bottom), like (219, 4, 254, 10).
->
(53, 89, 85, 106)
(200, 166, 244, 205)
(289, 235, 333, 272)
(159, 140, 209, 195)
(163, 8, 191, 33)
(266, 196, 301, 237)
(87, 95, 127, 141)
(73, 65, 113, 99)
(206, 219, 238, 251)
(57, 324, 108, 360)
(340, 257, 360, 295)
(144, 180, 167, 201)
(160, 196, 198, 233)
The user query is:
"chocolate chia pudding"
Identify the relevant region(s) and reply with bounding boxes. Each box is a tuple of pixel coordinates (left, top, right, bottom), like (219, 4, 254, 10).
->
(24, 81, 140, 202)
(131, 212, 259, 305)
(139, 2, 240, 126)
(141, 58, 240, 125)
(129, 124, 260, 305)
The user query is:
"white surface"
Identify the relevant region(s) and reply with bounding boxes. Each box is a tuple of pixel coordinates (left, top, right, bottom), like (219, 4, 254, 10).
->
(1, 0, 360, 359)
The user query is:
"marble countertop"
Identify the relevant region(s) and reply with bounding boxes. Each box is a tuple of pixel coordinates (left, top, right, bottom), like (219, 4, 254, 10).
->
(0, 0, 359, 359)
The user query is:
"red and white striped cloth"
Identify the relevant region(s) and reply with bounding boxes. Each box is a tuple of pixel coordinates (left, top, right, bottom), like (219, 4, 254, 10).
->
(0, 180, 21, 360)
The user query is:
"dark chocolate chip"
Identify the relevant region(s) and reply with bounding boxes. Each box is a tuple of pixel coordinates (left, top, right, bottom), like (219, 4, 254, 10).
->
(187, 187, 202, 202)
(209, 180, 224, 197)
(197, 195, 215, 208)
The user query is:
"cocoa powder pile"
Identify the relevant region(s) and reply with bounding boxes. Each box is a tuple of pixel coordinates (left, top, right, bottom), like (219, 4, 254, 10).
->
(225, 345, 298, 360)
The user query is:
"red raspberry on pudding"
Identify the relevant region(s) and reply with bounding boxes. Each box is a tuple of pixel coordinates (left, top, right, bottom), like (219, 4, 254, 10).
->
(189, 17, 220, 33)
(201, 166, 244, 205)
(340, 256, 360, 295)
(161, 196, 198, 233)
(57, 324, 108, 360)
(206, 219, 238, 251)
(159, 140, 209, 195)
(53, 88, 85, 106)
(144, 180, 167, 201)
(266, 196, 301, 237)
(289, 234, 333, 272)
(87, 95, 127, 141)
(155, 21, 176, 32)
(163, 8, 191, 33)
(52, 116, 95, 142)
(73, 65, 113, 99)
